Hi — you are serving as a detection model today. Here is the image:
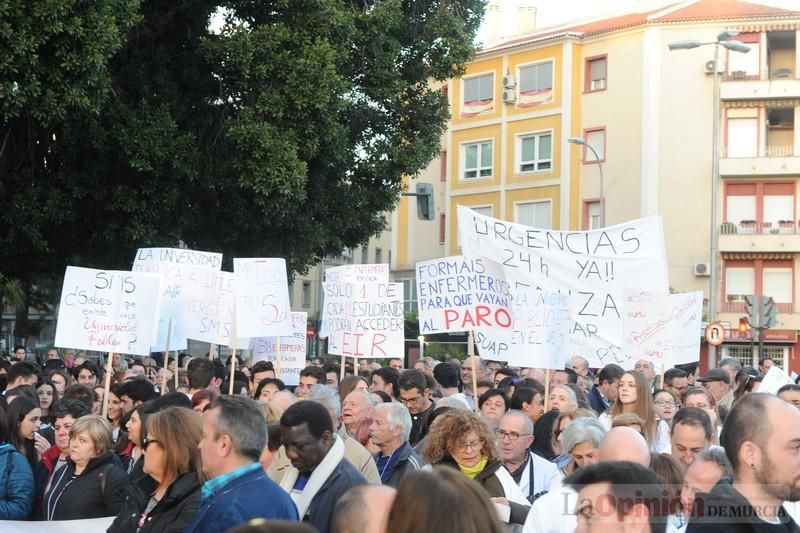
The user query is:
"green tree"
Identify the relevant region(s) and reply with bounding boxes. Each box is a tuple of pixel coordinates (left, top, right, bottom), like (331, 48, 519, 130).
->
(0, 0, 485, 340)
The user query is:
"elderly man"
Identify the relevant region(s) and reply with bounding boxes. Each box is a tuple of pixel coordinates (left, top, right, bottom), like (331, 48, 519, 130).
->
(718, 357, 742, 386)
(341, 390, 373, 439)
(570, 356, 590, 378)
(498, 410, 561, 502)
(688, 394, 800, 531)
(369, 402, 425, 487)
(696, 368, 733, 411)
(680, 447, 732, 525)
(634, 359, 656, 390)
(331, 485, 396, 533)
(268, 385, 380, 484)
(187, 396, 298, 532)
(279, 401, 368, 533)
(670, 407, 713, 467)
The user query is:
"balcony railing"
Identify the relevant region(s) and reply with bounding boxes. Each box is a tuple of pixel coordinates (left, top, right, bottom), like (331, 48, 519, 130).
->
(721, 221, 797, 234)
(721, 301, 794, 313)
(720, 145, 795, 158)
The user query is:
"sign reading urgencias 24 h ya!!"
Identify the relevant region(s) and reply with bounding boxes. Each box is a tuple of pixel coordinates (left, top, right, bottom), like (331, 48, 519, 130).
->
(457, 206, 669, 369)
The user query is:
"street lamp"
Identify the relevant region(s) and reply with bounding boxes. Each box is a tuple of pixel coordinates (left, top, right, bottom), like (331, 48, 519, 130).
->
(669, 29, 750, 368)
(568, 137, 605, 227)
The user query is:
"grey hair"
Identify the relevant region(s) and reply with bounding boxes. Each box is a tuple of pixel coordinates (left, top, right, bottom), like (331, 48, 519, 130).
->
(305, 384, 342, 418)
(272, 390, 298, 407)
(344, 389, 374, 408)
(719, 358, 742, 371)
(697, 446, 733, 479)
(571, 356, 589, 369)
(503, 410, 534, 434)
(552, 384, 578, 409)
(437, 396, 470, 410)
(374, 402, 412, 442)
(212, 395, 267, 461)
(561, 417, 607, 454)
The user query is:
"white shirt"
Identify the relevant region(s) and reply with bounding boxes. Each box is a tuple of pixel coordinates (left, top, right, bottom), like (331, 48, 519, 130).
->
(522, 478, 577, 533)
(509, 452, 563, 501)
(598, 413, 671, 453)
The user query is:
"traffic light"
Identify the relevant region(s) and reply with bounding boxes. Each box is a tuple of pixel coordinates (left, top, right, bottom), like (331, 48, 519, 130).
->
(415, 182, 434, 221)
(738, 317, 748, 334)
(760, 296, 778, 328)
(744, 295, 756, 322)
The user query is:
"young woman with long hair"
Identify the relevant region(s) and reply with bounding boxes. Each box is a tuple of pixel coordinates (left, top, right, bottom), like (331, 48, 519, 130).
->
(599, 370, 669, 452)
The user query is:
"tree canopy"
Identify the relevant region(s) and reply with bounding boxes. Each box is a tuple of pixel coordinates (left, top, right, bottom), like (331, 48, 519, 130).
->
(0, 0, 485, 337)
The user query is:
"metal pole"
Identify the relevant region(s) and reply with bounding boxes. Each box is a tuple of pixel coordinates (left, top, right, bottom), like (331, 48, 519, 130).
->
(708, 42, 721, 368)
(586, 144, 605, 227)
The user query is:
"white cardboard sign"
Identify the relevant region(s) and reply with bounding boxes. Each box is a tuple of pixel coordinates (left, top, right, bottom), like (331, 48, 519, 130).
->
(233, 258, 293, 338)
(250, 312, 307, 386)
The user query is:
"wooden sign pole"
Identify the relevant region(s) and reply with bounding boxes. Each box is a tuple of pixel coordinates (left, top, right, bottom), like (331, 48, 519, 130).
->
(161, 318, 172, 395)
(102, 352, 114, 417)
(208, 343, 216, 360)
(544, 369, 552, 412)
(468, 331, 478, 413)
(275, 336, 282, 378)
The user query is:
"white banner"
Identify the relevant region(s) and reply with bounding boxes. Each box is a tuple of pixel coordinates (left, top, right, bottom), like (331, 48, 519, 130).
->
(325, 263, 390, 283)
(758, 365, 794, 395)
(182, 270, 238, 346)
(233, 258, 293, 338)
(0, 517, 114, 532)
(322, 282, 404, 358)
(475, 288, 571, 369)
(623, 290, 703, 369)
(55, 267, 161, 356)
(416, 255, 512, 334)
(132, 247, 222, 351)
(458, 206, 669, 369)
(250, 312, 307, 386)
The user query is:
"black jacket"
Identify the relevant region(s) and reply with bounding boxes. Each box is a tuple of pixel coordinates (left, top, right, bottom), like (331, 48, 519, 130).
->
(687, 479, 800, 532)
(108, 471, 201, 533)
(381, 442, 426, 488)
(305, 458, 368, 533)
(43, 452, 129, 520)
(586, 386, 610, 415)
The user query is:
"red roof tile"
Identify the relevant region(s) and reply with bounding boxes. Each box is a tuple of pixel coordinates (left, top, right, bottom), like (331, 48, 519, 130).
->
(657, 0, 800, 22)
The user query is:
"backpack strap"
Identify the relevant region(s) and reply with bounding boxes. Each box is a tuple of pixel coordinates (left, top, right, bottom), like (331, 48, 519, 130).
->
(99, 463, 113, 496)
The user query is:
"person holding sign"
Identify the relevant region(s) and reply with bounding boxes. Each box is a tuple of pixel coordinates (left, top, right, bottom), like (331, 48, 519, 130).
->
(598, 371, 670, 453)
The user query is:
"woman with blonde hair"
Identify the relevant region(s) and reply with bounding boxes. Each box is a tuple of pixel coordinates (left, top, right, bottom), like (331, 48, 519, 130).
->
(43, 415, 129, 520)
(109, 406, 202, 533)
(422, 410, 529, 525)
(599, 370, 669, 452)
(386, 468, 505, 533)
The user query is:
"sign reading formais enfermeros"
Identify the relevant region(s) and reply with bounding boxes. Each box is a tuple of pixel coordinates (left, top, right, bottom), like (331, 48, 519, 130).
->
(55, 266, 162, 356)
(322, 281, 404, 358)
(416, 255, 512, 334)
(132, 247, 223, 351)
(458, 206, 669, 369)
(250, 312, 307, 386)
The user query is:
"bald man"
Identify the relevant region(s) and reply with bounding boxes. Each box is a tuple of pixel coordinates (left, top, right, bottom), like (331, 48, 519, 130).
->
(522, 426, 649, 533)
(331, 485, 396, 533)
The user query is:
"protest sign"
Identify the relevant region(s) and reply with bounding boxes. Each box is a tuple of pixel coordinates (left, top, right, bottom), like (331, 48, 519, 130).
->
(475, 288, 571, 369)
(322, 281, 404, 358)
(233, 258, 293, 338)
(132, 247, 222, 351)
(319, 263, 390, 339)
(55, 266, 162, 356)
(0, 517, 114, 533)
(416, 255, 512, 334)
(182, 270, 238, 346)
(250, 312, 307, 385)
(457, 206, 668, 368)
(623, 290, 703, 369)
(758, 365, 795, 395)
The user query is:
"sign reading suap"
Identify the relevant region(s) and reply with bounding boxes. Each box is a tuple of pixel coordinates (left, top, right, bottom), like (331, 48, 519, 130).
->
(250, 312, 307, 386)
(623, 290, 703, 369)
(458, 206, 669, 369)
(416, 255, 512, 333)
(132, 247, 222, 351)
(475, 288, 571, 369)
(233, 258, 293, 338)
(322, 281, 404, 358)
(55, 266, 162, 356)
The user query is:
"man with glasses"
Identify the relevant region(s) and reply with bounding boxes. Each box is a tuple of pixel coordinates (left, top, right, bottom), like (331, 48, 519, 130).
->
(663, 368, 689, 405)
(497, 410, 561, 503)
(397, 370, 435, 446)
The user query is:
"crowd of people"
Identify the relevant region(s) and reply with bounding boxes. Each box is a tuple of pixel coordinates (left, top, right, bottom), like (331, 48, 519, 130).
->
(0, 346, 799, 532)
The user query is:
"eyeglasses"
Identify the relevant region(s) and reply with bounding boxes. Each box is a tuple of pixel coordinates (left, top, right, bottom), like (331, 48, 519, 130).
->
(495, 429, 531, 442)
(398, 394, 423, 405)
(141, 437, 160, 451)
(654, 400, 676, 407)
(453, 438, 484, 452)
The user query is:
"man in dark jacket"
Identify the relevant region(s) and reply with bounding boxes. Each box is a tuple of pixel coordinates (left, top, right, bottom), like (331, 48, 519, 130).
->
(688, 393, 800, 532)
(397, 369, 435, 446)
(586, 363, 624, 415)
(369, 402, 425, 488)
(186, 396, 297, 533)
(279, 400, 368, 533)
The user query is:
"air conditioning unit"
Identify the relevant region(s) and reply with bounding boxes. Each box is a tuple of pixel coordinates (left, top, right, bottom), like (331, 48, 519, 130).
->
(502, 74, 517, 89)
(704, 59, 724, 74)
(502, 89, 517, 104)
(694, 262, 711, 277)
(341, 248, 352, 258)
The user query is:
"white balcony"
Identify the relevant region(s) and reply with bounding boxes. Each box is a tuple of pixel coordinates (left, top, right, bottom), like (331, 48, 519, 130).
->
(720, 146, 800, 176)
(719, 221, 800, 253)
(720, 78, 800, 101)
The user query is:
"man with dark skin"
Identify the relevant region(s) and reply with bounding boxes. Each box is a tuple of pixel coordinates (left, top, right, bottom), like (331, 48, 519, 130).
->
(279, 401, 367, 533)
